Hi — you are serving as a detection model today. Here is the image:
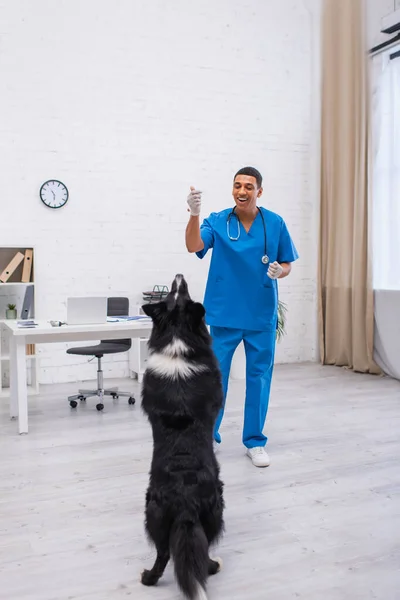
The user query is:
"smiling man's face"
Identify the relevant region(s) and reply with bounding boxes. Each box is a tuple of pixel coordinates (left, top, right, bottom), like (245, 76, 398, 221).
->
(232, 174, 263, 216)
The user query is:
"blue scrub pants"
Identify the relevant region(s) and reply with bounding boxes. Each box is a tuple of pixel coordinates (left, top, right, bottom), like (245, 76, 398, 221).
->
(210, 326, 276, 449)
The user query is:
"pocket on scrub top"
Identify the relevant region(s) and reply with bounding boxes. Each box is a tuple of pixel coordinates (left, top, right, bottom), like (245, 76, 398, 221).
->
(263, 272, 274, 288)
(256, 284, 278, 330)
(210, 275, 225, 301)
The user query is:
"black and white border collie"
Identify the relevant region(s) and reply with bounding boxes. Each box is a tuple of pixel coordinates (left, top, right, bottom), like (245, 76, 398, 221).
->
(140, 274, 225, 600)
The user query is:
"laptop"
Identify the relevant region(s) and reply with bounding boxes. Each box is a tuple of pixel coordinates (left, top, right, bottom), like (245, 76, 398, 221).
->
(66, 297, 108, 325)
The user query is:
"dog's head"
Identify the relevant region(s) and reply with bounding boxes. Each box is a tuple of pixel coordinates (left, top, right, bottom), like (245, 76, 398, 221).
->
(141, 274, 209, 350)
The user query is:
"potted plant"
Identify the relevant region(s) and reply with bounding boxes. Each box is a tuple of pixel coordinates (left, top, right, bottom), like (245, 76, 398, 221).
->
(276, 300, 287, 342)
(6, 303, 17, 319)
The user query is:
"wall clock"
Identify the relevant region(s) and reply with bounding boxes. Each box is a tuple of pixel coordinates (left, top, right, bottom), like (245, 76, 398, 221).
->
(39, 179, 69, 209)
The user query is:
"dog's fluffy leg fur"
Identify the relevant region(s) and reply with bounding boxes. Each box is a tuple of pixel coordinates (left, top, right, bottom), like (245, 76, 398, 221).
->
(140, 549, 170, 586)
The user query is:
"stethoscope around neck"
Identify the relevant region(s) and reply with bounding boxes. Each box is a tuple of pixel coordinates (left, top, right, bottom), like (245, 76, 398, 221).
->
(226, 206, 269, 264)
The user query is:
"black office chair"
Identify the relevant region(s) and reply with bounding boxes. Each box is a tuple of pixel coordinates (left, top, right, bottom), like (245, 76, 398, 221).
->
(66, 297, 136, 411)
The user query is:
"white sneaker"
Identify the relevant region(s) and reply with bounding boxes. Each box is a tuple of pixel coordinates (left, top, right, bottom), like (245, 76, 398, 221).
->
(246, 447, 270, 467)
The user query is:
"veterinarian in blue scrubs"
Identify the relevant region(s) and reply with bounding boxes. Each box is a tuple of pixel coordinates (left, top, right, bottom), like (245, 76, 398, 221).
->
(185, 166, 299, 467)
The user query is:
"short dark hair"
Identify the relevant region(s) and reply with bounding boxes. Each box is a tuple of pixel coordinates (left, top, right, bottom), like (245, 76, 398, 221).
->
(234, 166, 263, 188)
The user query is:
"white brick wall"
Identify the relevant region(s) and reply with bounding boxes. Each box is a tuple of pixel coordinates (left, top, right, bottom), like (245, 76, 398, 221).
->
(0, 0, 321, 385)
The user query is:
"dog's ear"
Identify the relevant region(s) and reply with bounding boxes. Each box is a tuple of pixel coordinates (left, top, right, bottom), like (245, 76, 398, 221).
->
(188, 302, 206, 326)
(141, 302, 167, 322)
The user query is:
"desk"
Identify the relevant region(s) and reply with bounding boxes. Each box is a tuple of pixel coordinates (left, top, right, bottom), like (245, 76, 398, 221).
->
(0, 319, 152, 434)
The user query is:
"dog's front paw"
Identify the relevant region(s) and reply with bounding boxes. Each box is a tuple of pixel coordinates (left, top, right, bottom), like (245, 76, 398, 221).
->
(209, 556, 223, 575)
(141, 569, 157, 586)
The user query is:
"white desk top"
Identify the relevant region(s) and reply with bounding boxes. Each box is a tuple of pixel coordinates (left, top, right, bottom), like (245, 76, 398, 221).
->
(0, 319, 153, 343)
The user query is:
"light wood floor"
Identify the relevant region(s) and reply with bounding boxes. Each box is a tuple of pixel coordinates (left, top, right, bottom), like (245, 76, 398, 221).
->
(0, 363, 399, 600)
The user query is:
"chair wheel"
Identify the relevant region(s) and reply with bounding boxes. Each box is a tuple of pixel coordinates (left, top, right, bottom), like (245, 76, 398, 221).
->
(78, 395, 86, 402)
(128, 397, 135, 405)
(70, 400, 78, 408)
(96, 403, 104, 411)
(111, 393, 119, 399)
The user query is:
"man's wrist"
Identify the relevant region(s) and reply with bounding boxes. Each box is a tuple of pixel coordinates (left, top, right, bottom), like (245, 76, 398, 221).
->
(278, 262, 291, 278)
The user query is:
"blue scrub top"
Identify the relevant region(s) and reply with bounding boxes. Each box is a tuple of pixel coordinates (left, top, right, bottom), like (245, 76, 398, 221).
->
(196, 207, 299, 332)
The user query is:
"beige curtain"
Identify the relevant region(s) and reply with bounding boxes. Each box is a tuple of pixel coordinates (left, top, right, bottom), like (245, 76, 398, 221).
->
(318, 0, 381, 374)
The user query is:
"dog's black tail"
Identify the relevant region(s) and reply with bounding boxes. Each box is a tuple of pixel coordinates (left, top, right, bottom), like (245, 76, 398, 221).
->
(169, 515, 209, 600)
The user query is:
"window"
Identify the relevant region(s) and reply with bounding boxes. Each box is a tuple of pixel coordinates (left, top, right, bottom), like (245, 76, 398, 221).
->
(372, 46, 400, 290)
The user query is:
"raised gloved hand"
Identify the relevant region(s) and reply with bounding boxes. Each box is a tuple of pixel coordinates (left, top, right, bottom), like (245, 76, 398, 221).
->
(267, 261, 283, 279)
(187, 186, 202, 216)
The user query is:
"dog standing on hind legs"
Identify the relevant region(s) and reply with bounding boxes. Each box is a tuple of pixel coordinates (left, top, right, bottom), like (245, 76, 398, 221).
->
(140, 274, 225, 600)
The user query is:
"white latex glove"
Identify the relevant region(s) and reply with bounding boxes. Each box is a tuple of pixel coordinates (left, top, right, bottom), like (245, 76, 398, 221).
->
(267, 261, 283, 279)
(187, 186, 202, 216)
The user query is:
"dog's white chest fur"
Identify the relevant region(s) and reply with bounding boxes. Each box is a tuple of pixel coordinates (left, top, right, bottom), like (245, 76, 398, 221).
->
(146, 337, 207, 379)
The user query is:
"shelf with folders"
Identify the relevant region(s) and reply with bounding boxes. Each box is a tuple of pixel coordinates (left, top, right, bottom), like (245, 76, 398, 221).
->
(0, 247, 34, 284)
(0, 246, 39, 397)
